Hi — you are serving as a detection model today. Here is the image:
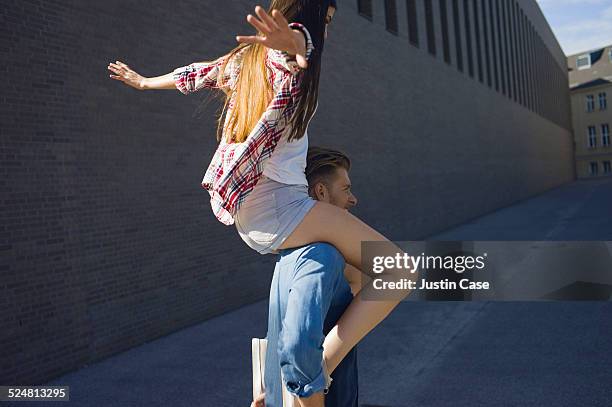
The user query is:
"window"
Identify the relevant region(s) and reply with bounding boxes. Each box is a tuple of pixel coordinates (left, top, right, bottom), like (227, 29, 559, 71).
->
(358, 0, 373, 21)
(590, 162, 599, 175)
(489, 0, 499, 91)
(609, 49, 612, 62)
(586, 95, 595, 112)
(452, 0, 463, 71)
(482, 0, 492, 87)
(439, 0, 451, 64)
(604, 161, 611, 174)
(599, 92, 607, 110)
(407, 0, 419, 47)
(425, 0, 436, 55)
(473, 0, 483, 82)
(576, 54, 591, 70)
(588, 126, 597, 148)
(385, 0, 398, 34)
(515, 2, 527, 107)
(463, 0, 474, 77)
(531, 25, 540, 113)
(508, 0, 518, 102)
(603, 124, 610, 147)
(521, 11, 533, 109)
(501, 0, 511, 96)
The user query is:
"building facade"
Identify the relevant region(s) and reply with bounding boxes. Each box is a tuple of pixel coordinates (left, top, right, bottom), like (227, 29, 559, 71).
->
(1, 0, 572, 384)
(567, 45, 612, 178)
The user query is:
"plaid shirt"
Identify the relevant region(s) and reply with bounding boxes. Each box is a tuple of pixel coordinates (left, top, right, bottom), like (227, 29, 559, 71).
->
(173, 23, 314, 225)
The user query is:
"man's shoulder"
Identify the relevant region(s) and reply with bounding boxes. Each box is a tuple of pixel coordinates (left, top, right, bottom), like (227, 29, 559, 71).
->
(278, 242, 344, 267)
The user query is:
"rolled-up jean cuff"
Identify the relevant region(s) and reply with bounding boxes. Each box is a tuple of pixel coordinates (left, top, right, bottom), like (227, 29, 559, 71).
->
(283, 356, 334, 398)
(283, 367, 327, 397)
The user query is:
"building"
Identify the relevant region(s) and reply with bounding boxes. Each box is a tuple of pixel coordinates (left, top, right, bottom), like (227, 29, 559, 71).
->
(567, 45, 612, 178)
(1, 0, 573, 384)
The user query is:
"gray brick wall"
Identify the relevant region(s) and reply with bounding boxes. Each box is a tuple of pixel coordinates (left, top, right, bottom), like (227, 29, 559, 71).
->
(1, 0, 573, 385)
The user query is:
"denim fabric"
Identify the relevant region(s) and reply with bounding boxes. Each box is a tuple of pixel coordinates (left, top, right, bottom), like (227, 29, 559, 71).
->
(264, 242, 359, 406)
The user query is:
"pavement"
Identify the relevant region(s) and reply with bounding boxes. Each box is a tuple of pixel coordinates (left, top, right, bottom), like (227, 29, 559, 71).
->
(9, 177, 612, 407)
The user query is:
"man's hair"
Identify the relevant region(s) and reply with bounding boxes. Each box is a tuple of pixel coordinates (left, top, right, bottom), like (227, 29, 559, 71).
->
(305, 146, 351, 197)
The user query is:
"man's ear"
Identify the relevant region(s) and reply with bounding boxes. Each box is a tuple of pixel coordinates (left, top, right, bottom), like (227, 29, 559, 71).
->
(314, 182, 327, 201)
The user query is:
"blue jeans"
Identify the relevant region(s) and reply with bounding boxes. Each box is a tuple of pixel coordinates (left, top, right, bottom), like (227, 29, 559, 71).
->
(264, 243, 359, 407)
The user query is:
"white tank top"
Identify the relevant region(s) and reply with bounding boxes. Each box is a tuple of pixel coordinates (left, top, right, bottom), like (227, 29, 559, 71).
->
(262, 102, 317, 186)
(262, 130, 309, 186)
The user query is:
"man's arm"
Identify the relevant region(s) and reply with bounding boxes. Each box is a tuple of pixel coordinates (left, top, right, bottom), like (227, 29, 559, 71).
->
(278, 244, 344, 403)
(296, 392, 324, 407)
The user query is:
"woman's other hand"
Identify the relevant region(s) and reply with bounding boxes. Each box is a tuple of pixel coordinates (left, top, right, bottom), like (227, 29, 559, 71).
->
(236, 5, 308, 69)
(108, 61, 147, 90)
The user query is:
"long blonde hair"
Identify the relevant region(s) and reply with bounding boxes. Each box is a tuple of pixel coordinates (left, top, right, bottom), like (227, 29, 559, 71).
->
(216, 43, 271, 143)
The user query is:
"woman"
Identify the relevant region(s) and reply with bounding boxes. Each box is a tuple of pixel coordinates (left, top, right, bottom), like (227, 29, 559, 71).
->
(108, 0, 414, 403)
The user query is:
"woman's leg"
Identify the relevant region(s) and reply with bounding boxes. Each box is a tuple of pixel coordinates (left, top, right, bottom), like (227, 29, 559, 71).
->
(277, 201, 418, 374)
(343, 263, 371, 297)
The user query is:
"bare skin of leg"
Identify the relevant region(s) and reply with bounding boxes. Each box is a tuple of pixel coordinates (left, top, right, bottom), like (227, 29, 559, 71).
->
(278, 201, 417, 377)
(344, 263, 372, 296)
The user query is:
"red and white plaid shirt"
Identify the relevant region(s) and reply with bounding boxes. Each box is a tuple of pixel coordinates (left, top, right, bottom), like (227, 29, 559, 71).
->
(173, 23, 314, 225)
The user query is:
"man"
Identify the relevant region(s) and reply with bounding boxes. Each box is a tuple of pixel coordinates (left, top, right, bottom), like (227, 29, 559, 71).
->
(252, 146, 369, 407)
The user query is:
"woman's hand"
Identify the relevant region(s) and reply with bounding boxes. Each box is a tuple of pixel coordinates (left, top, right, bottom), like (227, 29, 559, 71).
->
(236, 5, 308, 69)
(108, 61, 147, 90)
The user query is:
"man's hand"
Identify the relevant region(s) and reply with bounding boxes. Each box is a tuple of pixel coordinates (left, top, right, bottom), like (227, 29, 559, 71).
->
(236, 5, 308, 69)
(251, 392, 265, 407)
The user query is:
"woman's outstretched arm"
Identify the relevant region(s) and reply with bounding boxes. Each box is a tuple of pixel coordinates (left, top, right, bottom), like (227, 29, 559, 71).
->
(141, 72, 176, 90)
(108, 5, 306, 92)
(108, 57, 230, 93)
(108, 61, 175, 90)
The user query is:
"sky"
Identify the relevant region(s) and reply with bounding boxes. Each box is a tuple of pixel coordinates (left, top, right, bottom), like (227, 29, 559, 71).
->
(536, 0, 612, 56)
